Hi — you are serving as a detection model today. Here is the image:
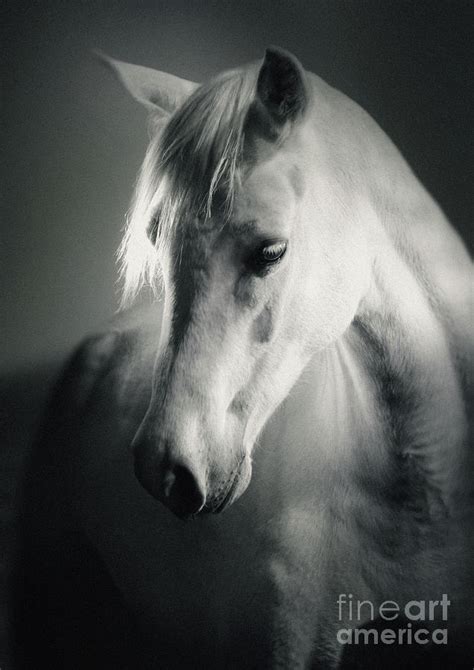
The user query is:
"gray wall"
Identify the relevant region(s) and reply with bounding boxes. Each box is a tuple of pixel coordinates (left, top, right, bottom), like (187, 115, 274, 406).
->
(3, 0, 472, 374)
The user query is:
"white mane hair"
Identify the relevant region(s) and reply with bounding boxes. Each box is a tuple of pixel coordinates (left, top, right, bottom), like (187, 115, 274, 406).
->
(118, 67, 258, 306)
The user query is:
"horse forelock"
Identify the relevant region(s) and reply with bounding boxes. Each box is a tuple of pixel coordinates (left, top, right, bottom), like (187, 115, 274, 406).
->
(119, 66, 258, 307)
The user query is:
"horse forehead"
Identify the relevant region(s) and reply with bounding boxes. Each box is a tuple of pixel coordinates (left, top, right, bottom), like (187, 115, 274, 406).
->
(233, 162, 301, 223)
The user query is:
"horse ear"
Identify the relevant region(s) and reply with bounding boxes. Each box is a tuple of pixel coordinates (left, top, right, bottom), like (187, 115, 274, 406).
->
(95, 51, 199, 119)
(256, 47, 307, 124)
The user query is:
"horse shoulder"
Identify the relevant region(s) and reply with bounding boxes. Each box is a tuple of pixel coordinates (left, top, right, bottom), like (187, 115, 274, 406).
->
(16, 328, 148, 668)
(65, 330, 130, 402)
(47, 324, 149, 426)
(24, 325, 150, 537)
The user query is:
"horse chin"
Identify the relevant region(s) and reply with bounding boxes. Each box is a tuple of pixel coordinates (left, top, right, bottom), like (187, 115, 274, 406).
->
(205, 454, 252, 515)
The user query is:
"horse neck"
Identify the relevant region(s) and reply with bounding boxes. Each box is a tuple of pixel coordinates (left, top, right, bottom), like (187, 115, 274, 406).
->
(270, 229, 467, 519)
(308, 77, 471, 363)
(355, 230, 467, 499)
(260, 244, 468, 606)
(358, 105, 473, 373)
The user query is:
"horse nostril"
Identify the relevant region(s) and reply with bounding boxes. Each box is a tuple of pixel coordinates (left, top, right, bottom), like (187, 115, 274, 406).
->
(162, 463, 205, 518)
(133, 435, 206, 518)
(162, 469, 176, 498)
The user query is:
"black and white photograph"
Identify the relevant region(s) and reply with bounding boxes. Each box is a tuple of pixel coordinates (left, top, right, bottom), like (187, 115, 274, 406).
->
(3, 1, 473, 668)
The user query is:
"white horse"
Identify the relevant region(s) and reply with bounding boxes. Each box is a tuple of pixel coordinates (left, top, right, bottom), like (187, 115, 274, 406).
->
(16, 48, 472, 669)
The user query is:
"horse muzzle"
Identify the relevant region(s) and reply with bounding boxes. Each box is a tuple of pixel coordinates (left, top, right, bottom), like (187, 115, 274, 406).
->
(133, 431, 251, 519)
(204, 452, 251, 515)
(133, 446, 205, 518)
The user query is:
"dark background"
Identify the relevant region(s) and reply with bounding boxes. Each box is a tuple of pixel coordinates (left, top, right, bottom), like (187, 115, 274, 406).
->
(1, 1, 472, 666)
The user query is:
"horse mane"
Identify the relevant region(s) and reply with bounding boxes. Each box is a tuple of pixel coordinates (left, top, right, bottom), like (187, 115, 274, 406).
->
(119, 66, 258, 306)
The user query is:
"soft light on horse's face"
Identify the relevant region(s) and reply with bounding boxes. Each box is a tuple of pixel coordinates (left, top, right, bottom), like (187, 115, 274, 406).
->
(131, 48, 372, 518)
(133, 157, 311, 517)
(133, 141, 371, 518)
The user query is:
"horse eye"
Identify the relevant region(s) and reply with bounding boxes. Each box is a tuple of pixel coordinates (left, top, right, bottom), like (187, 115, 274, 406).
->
(256, 240, 288, 266)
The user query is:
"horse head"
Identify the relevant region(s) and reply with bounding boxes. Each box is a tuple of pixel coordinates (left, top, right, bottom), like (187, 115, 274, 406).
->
(106, 48, 372, 517)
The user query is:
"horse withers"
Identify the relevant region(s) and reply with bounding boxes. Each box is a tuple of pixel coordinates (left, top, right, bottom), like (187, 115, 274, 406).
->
(16, 48, 473, 669)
